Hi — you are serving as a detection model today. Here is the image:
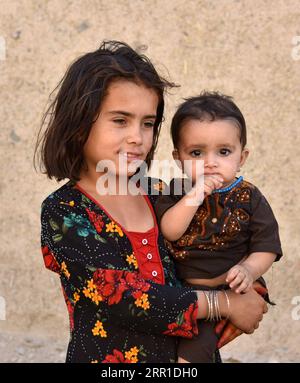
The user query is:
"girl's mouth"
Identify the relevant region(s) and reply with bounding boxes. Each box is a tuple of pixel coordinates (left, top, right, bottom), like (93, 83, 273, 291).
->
(119, 151, 143, 161)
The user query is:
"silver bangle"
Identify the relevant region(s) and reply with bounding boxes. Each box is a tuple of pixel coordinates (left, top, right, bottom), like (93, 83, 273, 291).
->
(213, 291, 217, 321)
(222, 290, 230, 320)
(207, 291, 213, 321)
(215, 291, 222, 322)
(209, 291, 215, 321)
(203, 291, 210, 321)
(205, 291, 213, 321)
(204, 290, 223, 321)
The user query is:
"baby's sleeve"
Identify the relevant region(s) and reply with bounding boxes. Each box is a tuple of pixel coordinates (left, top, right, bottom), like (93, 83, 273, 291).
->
(248, 187, 283, 261)
(154, 178, 184, 226)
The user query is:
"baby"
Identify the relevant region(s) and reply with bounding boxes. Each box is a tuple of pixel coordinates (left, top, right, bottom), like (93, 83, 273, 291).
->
(155, 91, 282, 363)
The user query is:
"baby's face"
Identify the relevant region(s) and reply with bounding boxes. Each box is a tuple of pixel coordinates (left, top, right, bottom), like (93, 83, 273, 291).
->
(173, 118, 249, 187)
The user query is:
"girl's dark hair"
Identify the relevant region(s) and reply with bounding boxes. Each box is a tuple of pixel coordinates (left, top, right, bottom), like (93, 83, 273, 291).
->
(171, 91, 247, 149)
(34, 40, 176, 181)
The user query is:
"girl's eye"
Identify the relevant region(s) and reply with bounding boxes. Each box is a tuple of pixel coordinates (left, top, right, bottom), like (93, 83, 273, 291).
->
(113, 119, 126, 125)
(219, 148, 231, 156)
(190, 150, 202, 157)
(144, 121, 155, 128)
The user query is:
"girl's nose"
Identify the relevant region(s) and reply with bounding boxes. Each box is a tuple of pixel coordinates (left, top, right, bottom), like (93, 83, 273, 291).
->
(127, 124, 143, 145)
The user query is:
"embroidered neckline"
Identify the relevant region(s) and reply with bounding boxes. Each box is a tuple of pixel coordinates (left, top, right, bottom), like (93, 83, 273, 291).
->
(212, 176, 243, 194)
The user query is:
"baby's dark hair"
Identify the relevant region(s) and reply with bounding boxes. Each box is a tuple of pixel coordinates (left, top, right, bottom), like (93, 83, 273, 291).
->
(171, 91, 247, 149)
(34, 40, 176, 181)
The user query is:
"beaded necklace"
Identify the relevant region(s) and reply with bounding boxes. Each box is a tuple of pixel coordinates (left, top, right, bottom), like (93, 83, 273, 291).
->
(212, 176, 243, 194)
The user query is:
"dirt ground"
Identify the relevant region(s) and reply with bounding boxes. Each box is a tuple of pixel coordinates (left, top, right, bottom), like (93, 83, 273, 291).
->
(0, 332, 67, 363)
(0, 331, 241, 363)
(0, 331, 298, 363)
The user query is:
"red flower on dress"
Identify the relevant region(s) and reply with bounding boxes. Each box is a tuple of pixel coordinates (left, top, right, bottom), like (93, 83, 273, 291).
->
(93, 269, 151, 305)
(93, 269, 128, 305)
(163, 302, 199, 338)
(102, 349, 132, 363)
(42, 245, 60, 273)
(183, 301, 199, 335)
(125, 272, 150, 295)
(85, 208, 105, 233)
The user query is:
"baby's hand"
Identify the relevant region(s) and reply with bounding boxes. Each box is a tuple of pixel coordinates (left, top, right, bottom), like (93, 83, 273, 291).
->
(195, 175, 223, 196)
(226, 264, 254, 293)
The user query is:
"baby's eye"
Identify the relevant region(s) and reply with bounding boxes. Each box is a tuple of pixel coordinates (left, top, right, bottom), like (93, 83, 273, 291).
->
(219, 148, 231, 156)
(190, 150, 202, 157)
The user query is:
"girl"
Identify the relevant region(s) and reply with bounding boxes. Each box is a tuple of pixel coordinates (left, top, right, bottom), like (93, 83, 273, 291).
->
(35, 41, 267, 363)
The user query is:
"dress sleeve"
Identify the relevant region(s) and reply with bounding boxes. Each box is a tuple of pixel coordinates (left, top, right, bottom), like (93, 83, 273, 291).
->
(248, 187, 283, 261)
(41, 196, 199, 339)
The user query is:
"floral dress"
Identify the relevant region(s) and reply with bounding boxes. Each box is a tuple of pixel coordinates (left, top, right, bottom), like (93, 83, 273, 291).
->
(40, 178, 200, 363)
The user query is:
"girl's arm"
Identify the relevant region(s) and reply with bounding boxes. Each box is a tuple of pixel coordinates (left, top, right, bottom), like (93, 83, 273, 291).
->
(197, 287, 267, 334)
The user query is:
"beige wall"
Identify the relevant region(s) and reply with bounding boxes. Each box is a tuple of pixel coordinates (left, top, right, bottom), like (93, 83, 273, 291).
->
(0, 0, 299, 362)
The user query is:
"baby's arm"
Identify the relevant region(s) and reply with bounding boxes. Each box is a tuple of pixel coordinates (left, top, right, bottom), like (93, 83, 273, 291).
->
(160, 175, 223, 241)
(226, 252, 277, 293)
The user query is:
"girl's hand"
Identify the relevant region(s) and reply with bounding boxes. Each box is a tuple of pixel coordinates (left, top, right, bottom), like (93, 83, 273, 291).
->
(215, 281, 269, 349)
(225, 288, 267, 334)
(215, 319, 243, 349)
(226, 264, 254, 293)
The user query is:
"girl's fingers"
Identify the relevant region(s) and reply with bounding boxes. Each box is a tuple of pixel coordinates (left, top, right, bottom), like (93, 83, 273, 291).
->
(216, 321, 243, 349)
(252, 282, 267, 296)
(218, 328, 243, 349)
(214, 319, 227, 335)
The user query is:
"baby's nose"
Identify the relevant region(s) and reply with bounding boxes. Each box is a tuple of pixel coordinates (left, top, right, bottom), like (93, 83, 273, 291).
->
(204, 159, 218, 168)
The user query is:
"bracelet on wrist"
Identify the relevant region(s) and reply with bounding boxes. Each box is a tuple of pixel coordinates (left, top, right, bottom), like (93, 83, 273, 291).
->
(203, 290, 230, 321)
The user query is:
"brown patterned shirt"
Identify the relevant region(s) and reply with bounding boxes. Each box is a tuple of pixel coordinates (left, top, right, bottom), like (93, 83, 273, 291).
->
(154, 178, 282, 280)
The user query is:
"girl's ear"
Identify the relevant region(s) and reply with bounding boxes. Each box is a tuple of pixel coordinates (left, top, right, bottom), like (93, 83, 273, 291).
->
(239, 148, 250, 169)
(172, 149, 179, 160)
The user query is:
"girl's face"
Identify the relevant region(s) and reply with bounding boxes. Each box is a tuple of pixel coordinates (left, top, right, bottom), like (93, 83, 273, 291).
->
(82, 79, 158, 180)
(173, 119, 249, 187)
